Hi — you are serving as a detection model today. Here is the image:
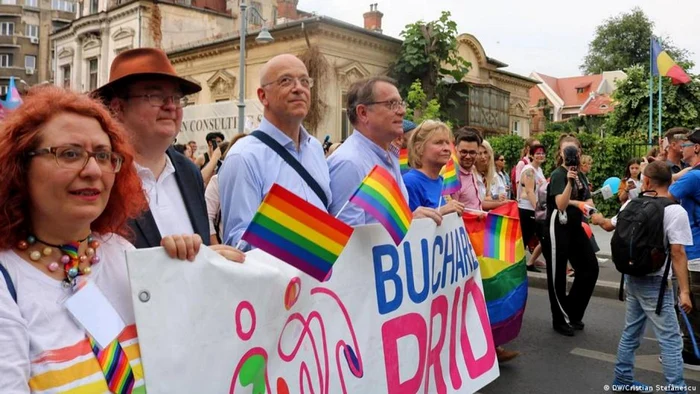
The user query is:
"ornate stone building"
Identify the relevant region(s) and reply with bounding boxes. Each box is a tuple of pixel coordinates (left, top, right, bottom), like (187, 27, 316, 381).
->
(50, 0, 233, 92)
(167, 2, 538, 142)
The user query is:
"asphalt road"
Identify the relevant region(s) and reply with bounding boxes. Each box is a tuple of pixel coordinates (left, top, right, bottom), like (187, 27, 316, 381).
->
(479, 288, 700, 394)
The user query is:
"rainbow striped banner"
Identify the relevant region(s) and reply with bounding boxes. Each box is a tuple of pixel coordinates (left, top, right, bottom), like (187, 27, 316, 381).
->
(483, 213, 525, 263)
(463, 201, 527, 346)
(241, 184, 354, 281)
(439, 144, 461, 195)
(349, 165, 413, 245)
(399, 148, 409, 174)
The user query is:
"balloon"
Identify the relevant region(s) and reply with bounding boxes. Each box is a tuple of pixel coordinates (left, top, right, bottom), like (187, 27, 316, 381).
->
(602, 177, 621, 194)
(0, 76, 22, 110)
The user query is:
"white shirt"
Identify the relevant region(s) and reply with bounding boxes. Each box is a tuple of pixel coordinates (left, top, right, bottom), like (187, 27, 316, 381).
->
(517, 164, 546, 211)
(611, 202, 692, 276)
(136, 155, 195, 237)
(205, 174, 221, 237)
(0, 234, 145, 392)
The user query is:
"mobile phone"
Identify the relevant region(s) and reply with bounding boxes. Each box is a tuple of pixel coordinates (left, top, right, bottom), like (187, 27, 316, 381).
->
(211, 140, 218, 150)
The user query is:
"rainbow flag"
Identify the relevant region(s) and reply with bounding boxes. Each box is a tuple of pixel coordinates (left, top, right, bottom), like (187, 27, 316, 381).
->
(652, 38, 691, 85)
(463, 201, 527, 346)
(439, 144, 461, 195)
(349, 165, 413, 245)
(399, 148, 409, 174)
(241, 184, 354, 281)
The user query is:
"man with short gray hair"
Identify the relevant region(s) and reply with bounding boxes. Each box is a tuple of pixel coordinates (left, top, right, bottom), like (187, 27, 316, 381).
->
(328, 76, 441, 226)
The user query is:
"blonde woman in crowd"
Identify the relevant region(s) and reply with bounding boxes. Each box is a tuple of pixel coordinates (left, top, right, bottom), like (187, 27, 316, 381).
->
(402, 120, 464, 215)
(478, 140, 508, 211)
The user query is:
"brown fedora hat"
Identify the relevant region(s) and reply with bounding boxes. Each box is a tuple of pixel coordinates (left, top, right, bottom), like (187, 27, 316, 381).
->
(94, 48, 201, 99)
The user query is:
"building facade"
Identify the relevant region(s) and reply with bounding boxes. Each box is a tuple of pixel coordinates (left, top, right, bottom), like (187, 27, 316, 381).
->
(528, 70, 626, 133)
(167, 3, 538, 142)
(50, 0, 233, 92)
(0, 0, 74, 95)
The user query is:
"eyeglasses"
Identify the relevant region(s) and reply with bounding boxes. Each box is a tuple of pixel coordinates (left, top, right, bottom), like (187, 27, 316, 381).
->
(681, 142, 696, 148)
(28, 146, 124, 173)
(261, 76, 314, 89)
(128, 94, 188, 108)
(364, 100, 407, 113)
(459, 150, 478, 156)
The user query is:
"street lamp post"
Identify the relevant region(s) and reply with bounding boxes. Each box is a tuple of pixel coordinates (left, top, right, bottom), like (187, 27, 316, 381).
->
(237, 0, 274, 135)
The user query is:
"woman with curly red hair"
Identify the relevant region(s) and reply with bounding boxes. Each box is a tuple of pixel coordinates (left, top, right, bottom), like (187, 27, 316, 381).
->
(0, 86, 242, 393)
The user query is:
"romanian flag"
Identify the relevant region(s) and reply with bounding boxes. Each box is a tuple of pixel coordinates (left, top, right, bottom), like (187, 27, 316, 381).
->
(440, 144, 461, 195)
(349, 165, 413, 245)
(652, 38, 691, 85)
(399, 148, 409, 174)
(241, 184, 354, 281)
(463, 201, 527, 346)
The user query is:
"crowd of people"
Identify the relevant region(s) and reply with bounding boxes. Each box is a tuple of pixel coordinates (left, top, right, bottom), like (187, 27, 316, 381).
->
(1, 44, 699, 393)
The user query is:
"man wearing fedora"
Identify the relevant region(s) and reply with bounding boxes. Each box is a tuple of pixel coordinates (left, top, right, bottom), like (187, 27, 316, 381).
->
(95, 48, 213, 250)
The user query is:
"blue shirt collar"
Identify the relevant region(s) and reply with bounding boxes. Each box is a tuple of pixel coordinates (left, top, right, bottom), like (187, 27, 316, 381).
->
(258, 117, 312, 150)
(352, 129, 394, 164)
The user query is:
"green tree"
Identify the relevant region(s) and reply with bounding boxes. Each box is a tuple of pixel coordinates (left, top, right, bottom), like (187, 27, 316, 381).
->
(405, 80, 442, 124)
(605, 65, 700, 138)
(580, 7, 691, 75)
(390, 11, 471, 123)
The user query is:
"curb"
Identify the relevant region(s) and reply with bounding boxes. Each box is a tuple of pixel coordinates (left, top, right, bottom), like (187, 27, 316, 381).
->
(527, 271, 621, 300)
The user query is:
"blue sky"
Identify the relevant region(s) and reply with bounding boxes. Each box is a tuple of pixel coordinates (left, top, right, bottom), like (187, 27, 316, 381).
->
(298, 0, 700, 78)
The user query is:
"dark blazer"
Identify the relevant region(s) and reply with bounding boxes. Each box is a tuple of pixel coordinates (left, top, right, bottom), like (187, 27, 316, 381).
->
(128, 146, 211, 249)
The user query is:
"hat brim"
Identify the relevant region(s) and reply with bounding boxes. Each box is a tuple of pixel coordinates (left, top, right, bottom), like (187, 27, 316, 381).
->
(93, 72, 202, 101)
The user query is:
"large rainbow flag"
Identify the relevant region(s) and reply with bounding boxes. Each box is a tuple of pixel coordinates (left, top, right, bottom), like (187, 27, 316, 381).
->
(349, 165, 413, 245)
(463, 201, 527, 346)
(241, 184, 354, 281)
(439, 144, 461, 195)
(651, 38, 691, 85)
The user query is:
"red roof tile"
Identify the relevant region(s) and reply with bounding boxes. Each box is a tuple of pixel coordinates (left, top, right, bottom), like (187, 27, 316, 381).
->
(533, 73, 604, 107)
(580, 95, 614, 116)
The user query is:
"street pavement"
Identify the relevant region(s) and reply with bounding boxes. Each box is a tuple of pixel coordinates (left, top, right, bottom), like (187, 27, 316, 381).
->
(480, 288, 700, 393)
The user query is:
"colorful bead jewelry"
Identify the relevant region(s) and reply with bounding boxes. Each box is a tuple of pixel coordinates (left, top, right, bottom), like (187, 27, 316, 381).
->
(17, 233, 99, 288)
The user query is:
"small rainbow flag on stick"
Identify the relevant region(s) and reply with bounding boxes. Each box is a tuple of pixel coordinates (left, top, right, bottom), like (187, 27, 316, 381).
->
(483, 211, 525, 264)
(241, 184, 354, 281)
(440, 144, 461, 195)
(399, 148, 409, 174)
(349, 165, 413, 245)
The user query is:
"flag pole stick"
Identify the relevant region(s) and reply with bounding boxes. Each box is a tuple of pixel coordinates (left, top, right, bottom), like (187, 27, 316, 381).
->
(648, 37, 654, 145)
(658, 73, 663, 140)
(235, 240, 244, 250)
(334, 200, 351, 219)
(464, 207, 489, 215)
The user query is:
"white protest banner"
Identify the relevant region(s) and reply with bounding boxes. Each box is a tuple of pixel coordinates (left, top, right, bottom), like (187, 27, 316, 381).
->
(179, 100, 263, 148)
(126, 214, 499, 394)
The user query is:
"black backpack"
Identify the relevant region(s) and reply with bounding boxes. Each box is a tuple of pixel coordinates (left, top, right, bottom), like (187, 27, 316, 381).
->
(610, 194, 676, 314)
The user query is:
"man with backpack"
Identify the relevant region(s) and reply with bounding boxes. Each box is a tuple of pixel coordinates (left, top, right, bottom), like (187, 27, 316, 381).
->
(591, 161, 692, 393)
(669, 127, 700, 371)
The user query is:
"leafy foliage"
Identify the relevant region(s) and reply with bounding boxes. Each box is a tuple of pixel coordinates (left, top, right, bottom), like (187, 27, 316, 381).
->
(390, 11, 471, 123)
(581, 7, 692, 75)
(405, 80, 442, 124)
(489, 132, 640, 216)
(605, 65, 700, 139)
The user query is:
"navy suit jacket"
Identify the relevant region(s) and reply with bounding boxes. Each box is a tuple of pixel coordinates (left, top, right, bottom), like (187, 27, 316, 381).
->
(128, 146, 211, 248)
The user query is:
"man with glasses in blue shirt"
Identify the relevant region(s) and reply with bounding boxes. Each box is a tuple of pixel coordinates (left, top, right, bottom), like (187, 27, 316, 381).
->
(328, 76, 441, 226)
(219, 54, 331, 249)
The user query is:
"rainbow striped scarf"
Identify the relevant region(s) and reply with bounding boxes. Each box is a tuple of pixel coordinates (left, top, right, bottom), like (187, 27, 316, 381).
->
(89, 336, 135, 394)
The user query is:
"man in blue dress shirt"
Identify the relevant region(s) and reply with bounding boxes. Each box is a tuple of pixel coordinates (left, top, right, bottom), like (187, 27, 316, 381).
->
(219, 54, 331, 248)
(328, 76, 441, 226)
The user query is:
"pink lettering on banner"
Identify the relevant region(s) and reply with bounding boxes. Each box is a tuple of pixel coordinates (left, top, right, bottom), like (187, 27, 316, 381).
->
(382, 313, 427, 394)
(424, 295, 448, 394)
(230, 277, 364, 394)
(381, 278, 494, 393)
(460, 278, 496, 379)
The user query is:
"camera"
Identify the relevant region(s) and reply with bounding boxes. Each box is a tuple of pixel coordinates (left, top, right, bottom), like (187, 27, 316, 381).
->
(563, 146, 579, 168)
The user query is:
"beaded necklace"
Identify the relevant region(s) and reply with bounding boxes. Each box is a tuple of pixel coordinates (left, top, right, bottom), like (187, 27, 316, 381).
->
(17, 234, 101, 288)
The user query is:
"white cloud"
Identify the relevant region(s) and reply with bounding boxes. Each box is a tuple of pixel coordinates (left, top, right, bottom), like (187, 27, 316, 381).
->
(297, 0, 700, 77)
